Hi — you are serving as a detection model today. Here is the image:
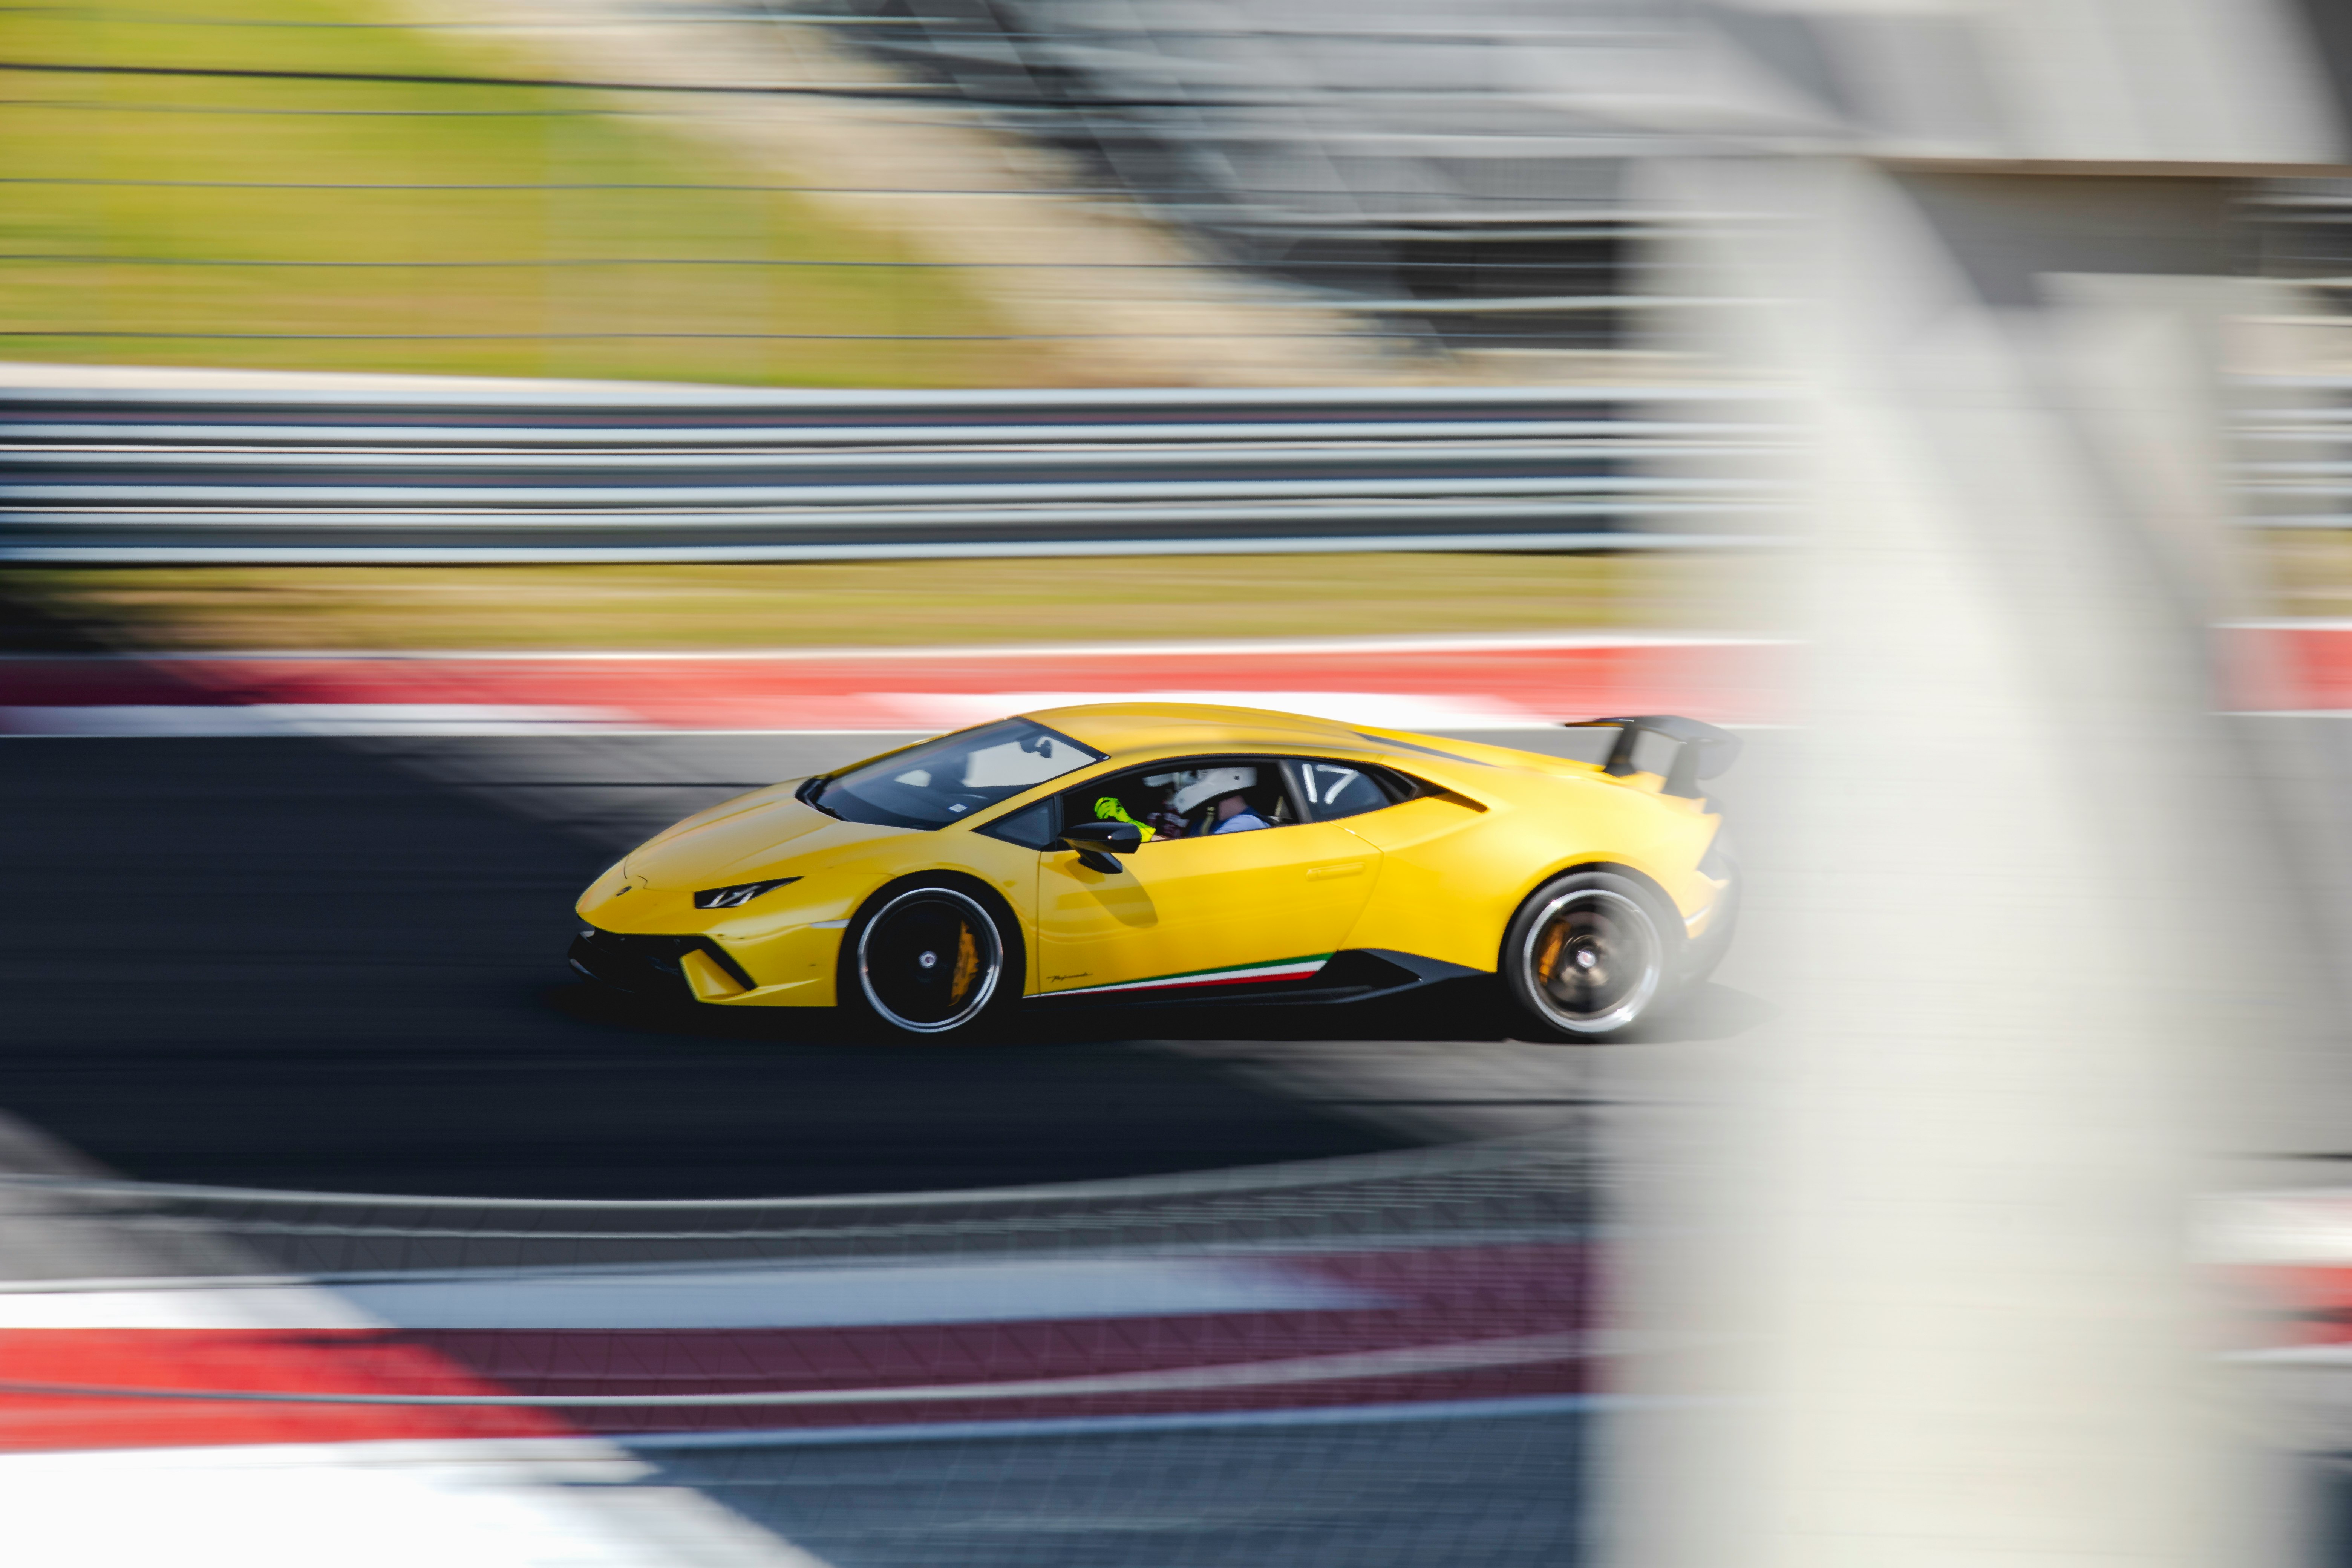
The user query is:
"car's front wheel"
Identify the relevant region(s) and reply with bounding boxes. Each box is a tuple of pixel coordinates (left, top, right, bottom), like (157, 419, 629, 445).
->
(841, 880, 1017, 1040)
(1501, 870, 1677, 1041)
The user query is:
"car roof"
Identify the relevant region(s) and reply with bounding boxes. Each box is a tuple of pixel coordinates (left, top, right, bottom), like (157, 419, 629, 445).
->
(1012, 701, 1614, 801)
(1026, 701, 1387, 758)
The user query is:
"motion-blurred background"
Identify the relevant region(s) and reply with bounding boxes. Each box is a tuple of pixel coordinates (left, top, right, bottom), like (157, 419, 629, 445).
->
(11, 2, 2352, 1565)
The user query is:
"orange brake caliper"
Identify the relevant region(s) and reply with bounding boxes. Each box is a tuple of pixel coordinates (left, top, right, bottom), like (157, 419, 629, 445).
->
(949, 922, 981, 1002)
(1533, 923, 1566, 985)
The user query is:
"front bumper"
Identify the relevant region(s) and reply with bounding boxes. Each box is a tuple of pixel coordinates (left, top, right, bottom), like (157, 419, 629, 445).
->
(568, 926, 752, 1001)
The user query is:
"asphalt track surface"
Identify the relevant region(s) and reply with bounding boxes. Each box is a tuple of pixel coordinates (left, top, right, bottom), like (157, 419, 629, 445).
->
(637, 1410, 1585, 1568)
(0, 725, 1768, 1200)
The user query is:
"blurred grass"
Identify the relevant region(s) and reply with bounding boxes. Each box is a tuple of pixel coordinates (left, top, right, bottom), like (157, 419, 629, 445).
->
(0, 0, 1060, 386)
(2, 555, 1750, 652)
(2262, 531, 2352, 619)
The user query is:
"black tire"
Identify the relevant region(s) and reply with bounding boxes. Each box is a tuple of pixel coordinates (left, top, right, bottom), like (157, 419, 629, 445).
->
(1501, 869, 1680, 1041)
(839, 878, 1021, 1041)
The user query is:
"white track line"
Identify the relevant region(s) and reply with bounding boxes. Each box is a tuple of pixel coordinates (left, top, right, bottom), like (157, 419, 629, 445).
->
(0, 1256, 1378, 1332)
(0, 1441, 829, 1568)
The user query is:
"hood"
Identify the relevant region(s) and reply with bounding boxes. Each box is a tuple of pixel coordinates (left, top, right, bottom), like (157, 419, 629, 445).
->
(625, 794, 898, 887)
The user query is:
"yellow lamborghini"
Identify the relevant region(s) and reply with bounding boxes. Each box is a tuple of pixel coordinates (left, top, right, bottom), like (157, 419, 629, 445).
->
(569, 704, 1740, 1041)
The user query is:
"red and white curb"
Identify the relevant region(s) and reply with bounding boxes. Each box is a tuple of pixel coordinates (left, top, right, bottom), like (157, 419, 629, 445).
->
(0, 1245, 1589, 1561)
(0, 1245, 1592, 1451)
(0, 633, 1790, 736)
(2205, 1189, 2352, 1367)
(0, 1270, 798, 1566)
(8, 622, 2352, 738)
(3, 1196, 2337, 1560)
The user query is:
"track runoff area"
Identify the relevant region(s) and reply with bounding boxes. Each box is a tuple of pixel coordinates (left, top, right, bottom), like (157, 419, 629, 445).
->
(5, 628, 2352, 1565)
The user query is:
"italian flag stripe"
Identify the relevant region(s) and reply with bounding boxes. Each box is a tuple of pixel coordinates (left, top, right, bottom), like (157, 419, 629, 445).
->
(1050, 953, 1333, 998)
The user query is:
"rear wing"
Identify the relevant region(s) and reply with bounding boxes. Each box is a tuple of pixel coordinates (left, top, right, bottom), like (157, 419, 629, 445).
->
(1561, 714, 1741, 800)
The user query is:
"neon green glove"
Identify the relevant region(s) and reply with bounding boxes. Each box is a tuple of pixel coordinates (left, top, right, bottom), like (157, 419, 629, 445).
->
(1092, 796, 1156, 841)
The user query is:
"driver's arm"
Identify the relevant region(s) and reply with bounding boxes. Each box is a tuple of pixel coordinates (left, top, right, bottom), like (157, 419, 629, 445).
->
(1093, 795, 1157, 841)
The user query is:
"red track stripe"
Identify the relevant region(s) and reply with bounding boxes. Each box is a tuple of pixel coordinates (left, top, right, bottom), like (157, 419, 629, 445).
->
(0, 1332, 565, 1454)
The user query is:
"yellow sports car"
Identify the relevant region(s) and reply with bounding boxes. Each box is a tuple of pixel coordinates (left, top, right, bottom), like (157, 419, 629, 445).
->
(569, 704, 1739, 1041)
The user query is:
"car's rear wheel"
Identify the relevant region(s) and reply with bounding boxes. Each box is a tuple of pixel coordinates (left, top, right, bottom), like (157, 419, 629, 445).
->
(1502, 870, 1676, 1041)
(843, 881, 1014, 1040)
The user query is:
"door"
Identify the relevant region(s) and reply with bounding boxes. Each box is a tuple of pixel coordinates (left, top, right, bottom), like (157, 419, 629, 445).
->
(1034, 758, 1380, 999)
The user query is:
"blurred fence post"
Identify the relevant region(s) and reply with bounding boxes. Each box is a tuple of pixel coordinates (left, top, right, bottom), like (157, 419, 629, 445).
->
(1603, 155, 2334, 1568)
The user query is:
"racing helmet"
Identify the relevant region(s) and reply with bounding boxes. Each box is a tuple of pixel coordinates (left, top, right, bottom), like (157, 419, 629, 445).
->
(1164, 765, 1257, 816)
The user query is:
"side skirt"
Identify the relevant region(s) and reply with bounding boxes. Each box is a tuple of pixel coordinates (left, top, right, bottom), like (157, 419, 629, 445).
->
(1023, 949, 1490, 1011)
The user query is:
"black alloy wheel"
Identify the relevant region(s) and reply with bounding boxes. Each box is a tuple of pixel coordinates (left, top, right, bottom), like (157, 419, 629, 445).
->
(1502, 870, 1675, 1040)
(852, 885, 1008, 1037)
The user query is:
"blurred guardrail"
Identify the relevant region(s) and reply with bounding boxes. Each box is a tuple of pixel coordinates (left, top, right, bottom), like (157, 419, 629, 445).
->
(0, 383, 1787, 564)
(2242, 375, 2352, 528)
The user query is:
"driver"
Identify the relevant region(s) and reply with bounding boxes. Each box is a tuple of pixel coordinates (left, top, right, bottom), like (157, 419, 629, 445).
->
(1166, 766, 1271, 835)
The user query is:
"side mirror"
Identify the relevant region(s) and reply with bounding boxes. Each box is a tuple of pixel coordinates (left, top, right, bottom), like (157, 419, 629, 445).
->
(1060, 819, 1142, 873)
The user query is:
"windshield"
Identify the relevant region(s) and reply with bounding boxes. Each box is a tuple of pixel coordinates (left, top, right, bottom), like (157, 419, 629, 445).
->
(814, 720, 1102, 831)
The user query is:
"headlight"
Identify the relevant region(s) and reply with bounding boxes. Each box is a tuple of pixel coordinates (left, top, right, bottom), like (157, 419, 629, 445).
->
(693, 877, 800, 910)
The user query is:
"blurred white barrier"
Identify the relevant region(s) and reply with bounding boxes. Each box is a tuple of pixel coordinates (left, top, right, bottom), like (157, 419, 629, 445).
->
(0, 381, 1785, 563)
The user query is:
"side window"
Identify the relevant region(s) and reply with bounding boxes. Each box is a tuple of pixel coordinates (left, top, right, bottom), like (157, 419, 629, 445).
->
(977, 796, 1061, 850)
(1060, 759, 1296, 843)
(1286, 760, 1411, 822)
